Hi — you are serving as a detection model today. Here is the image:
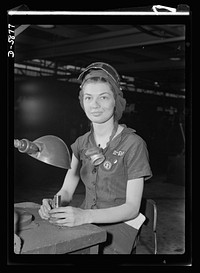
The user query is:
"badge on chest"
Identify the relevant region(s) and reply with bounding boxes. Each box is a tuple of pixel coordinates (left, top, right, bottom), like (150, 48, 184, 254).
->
(103, 160, 112, 170)
(84, 147, 125, 171)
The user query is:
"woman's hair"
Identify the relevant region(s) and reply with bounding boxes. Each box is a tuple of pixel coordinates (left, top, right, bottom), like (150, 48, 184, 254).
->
(81, 76, 115, 94)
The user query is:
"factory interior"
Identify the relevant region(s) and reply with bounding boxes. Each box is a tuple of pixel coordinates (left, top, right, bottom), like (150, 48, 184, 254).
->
(10, 8, 191, 264)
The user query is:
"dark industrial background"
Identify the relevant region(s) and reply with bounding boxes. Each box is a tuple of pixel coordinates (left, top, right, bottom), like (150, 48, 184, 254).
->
(11, 14, 191, 256)
(14, 23, 186, 184)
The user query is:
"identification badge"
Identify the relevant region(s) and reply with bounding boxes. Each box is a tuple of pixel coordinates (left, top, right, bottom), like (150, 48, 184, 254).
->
(103, 160, 112, 170)
(113, 150, 125, 156)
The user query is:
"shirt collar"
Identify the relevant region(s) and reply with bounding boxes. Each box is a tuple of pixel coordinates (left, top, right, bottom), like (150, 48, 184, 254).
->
(109, 124, 136, 148)
(87, 124, 136, 149)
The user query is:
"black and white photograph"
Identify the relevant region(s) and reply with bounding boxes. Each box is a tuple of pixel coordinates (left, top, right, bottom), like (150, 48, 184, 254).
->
(7, 5, 192, 267)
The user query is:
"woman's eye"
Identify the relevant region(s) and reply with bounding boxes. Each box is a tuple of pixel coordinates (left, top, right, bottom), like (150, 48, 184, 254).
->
(101, 96, 108, 100)
(84, 96, 91, 101)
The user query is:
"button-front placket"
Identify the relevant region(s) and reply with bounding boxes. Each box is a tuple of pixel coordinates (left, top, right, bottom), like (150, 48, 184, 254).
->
(90, 166, 98, 208)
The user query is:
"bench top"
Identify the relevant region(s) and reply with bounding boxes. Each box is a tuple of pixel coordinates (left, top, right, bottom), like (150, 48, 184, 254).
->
(14, 202, 107, 254)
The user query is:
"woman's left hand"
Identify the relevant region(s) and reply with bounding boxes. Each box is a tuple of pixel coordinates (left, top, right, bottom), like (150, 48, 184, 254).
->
(48, 206, 89, 227)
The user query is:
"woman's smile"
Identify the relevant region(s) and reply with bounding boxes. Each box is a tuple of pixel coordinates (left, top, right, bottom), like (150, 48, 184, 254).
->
(91, 111, 103, 116)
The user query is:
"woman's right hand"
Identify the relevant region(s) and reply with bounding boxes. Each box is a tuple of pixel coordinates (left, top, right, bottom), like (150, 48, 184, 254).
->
(38, 199, 53, 220)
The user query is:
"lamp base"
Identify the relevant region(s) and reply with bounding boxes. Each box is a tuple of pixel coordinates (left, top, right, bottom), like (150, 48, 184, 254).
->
(14, 208, 33, 254)
(14, 208, 33, 229)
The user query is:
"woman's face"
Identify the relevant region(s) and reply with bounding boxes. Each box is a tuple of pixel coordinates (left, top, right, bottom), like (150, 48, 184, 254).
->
(82, 81, 115, 124)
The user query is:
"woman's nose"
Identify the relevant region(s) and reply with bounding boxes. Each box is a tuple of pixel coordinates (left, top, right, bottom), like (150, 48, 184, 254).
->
(91, 98, 100, 108)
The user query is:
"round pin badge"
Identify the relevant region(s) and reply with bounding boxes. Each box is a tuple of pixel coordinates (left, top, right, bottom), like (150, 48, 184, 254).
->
(103, 160, 112, 170)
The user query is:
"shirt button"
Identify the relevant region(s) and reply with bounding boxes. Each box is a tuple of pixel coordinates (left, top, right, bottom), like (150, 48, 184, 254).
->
(92, 168, 97, 174)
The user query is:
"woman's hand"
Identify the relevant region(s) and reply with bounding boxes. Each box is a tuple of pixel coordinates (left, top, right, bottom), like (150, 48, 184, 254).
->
(48, 206, 90, 227)
(38, 198, 53, 220)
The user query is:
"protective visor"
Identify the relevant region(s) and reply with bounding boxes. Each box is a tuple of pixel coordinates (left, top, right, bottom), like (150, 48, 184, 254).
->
(78, 62, 121, 87)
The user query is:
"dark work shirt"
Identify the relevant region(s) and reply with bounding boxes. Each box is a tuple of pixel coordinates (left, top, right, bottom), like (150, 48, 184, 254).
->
(71, 124, 152, 210)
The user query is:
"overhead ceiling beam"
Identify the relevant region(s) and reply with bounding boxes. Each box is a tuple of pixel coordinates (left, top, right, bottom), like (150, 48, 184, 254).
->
(116, 59, 185, 74)
(21, 27, 141, 50)
(96, 25, 133, 32)
(16, 28, 185, 62)
(16, 35, 50, 46)
(151, 25, 185, 37)
(31, 25, 86, 39)
(15, 25, 30, 37)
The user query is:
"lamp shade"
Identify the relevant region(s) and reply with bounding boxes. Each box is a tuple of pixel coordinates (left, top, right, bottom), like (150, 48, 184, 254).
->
(14, 135, 71, 169)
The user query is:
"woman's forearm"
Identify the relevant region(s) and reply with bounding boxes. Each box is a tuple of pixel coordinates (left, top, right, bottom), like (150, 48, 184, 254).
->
(86, 202, 140, 224)
(55, 159, 81, 206)
(54, 153, 81, 206)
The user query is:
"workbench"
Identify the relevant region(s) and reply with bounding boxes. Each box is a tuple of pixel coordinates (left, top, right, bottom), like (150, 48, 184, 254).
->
(14, 202, 107, 254)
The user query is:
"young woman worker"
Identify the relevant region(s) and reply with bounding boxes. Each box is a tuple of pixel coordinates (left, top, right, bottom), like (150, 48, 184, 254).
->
(39, 62, 152, 254)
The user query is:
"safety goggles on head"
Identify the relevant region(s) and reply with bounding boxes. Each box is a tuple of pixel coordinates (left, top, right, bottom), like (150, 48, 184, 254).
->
(78, 62, 121, 87)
